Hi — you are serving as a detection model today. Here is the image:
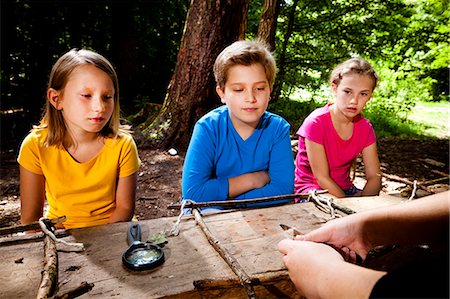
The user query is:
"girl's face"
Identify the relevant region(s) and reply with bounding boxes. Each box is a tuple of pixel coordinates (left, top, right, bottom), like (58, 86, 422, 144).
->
(216, 63, 271, 130)
(50, 64, 115, 138)
(332, 73, 374, 119)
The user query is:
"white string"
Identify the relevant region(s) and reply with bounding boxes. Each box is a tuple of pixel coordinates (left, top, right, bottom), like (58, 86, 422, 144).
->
(408, 180, 417, 200)
(308, 190, 341, 219)
(38, 217, 85, 250)
(168, 199, 192, 236)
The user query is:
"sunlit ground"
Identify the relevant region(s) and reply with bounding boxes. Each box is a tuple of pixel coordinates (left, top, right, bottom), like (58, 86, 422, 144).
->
(408, 101, 450, 139)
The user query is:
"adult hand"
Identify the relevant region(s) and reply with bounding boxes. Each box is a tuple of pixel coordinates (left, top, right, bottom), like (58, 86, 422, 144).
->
(294, 214, 373, 260)
(278, 239, 344, 297)
(278, 238, 386, 299)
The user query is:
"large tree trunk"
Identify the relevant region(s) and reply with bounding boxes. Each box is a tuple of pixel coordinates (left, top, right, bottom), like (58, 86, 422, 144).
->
(257, 0, 281, 52)
(140, 0, 249, 151)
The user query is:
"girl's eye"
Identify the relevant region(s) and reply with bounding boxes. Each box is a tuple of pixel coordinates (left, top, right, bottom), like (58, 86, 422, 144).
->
(233, 89, 243, 92)
(256, 87, 266, 91)
(104, 95, 114, 100)
(81, 94, 91, 98)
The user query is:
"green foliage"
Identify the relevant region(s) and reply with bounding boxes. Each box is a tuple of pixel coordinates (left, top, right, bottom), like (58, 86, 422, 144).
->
(268, 98, 325, 134)
(274, 0, 449, 103)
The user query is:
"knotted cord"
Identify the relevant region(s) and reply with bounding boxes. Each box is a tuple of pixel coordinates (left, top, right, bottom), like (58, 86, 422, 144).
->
(38, 217, 85, 251)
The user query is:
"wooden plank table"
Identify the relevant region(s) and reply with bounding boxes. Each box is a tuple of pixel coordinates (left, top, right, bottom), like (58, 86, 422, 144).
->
(0, 194, 404, 298)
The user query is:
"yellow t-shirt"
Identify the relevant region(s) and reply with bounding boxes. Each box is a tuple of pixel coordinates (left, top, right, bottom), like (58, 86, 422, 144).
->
(17, 129, 141, 229)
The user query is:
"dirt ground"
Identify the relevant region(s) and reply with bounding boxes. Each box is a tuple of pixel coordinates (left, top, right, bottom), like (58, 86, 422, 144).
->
(0, 137, 448, 228)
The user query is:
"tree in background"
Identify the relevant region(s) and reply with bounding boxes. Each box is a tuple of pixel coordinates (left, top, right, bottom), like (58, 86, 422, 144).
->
(257, 0, 281, 51)
(140, 0, 249, 150)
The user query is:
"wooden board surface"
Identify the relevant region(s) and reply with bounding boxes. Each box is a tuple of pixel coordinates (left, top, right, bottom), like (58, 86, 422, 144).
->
(1, 194, 403, 298)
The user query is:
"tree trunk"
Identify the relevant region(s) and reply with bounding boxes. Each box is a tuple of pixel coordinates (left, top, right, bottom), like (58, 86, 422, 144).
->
(272, 0, 299, 102)
(257, 0, 281, 52)
(140, 0, 249, 151)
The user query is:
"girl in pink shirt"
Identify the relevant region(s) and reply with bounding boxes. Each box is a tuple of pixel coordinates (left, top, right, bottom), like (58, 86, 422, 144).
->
(294, 58, 381, 198)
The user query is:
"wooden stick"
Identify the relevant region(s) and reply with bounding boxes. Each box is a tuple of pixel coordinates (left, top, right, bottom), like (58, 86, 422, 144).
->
(420, 176, 449, 185)
(0, 229, 68, 246)
(53, 281, 94, 299)
(430, 169, 449, 177)
(36, 235, 58, 299)
(193, 270, 290, 290)
(0, 216, 66, 236)
(382, 173, 435, 194)
(167, 191, 328, 209)
(193, 209, 257, 298)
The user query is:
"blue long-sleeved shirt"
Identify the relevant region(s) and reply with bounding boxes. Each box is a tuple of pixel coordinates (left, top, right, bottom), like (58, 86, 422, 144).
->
(182, 105, 294, 207)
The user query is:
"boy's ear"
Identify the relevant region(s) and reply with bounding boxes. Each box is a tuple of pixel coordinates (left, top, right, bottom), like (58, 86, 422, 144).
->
(216, 85, 225, 103)
(47, 88, 62, 110)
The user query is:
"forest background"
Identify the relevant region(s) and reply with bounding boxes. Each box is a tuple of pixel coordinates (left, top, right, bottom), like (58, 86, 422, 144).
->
(0, 0, 449, 227)
(1, 0, 449, 153)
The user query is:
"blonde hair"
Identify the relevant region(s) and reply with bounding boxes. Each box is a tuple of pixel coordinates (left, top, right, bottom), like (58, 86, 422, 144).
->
(38, 48, 124, 147)
(329, 57, 378, 90)
(213, 39, 277, 90)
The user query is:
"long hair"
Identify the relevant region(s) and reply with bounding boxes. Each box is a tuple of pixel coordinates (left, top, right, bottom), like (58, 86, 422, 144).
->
(38, 48, 123, 147)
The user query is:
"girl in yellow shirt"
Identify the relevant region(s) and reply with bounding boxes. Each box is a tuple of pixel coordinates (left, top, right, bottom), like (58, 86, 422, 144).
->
(17, 49, 141, 229)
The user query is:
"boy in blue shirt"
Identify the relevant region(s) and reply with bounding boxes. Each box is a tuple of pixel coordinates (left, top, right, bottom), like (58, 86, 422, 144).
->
(182, 39, 294, 209)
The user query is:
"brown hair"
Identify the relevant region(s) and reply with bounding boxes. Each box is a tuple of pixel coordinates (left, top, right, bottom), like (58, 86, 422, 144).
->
(38, 48, 123, 147)
(329, 57, 378, 90)
(213, 39, 277, 90)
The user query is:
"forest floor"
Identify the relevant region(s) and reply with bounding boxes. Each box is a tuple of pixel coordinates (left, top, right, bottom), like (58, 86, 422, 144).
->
(0, 137, 449, 228)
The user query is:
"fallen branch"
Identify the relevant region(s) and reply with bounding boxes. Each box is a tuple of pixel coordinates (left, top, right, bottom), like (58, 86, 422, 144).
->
(167, 192, 328, 210)
(382, 173, 435, 194)
(53, 281, 94, 299)
(0, 216, 66, 236)
(37, 235, 58, 299)
(193, 209, 256, 298)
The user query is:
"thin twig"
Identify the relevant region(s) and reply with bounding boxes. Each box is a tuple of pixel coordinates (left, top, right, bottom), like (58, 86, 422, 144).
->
(420, 176, 449, 185)
(0, 230, 68, 246)
(382, 173, 435, 194)
(0, 216, 66, 236)
(193, 209, 256, 298)
(167, 192, 328, 210)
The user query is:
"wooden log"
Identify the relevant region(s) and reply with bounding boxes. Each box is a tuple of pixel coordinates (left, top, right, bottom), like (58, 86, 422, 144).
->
(382, 173, 435, 194)
(36, 235, 58, 299)
(193, 209, 257, 298)
(0, 216, 66, 236)
(167, 191, 328, 209)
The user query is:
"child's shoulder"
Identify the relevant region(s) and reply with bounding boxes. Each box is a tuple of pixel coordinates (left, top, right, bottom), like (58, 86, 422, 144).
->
(197, 105, 228, 125)
(308, 104, 330, 119)
(262, 110, 290, 127)
(22, 127, 48, 145)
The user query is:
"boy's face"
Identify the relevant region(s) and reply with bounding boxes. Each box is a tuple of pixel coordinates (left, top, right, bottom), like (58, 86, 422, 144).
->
(216, 63, 271, 131)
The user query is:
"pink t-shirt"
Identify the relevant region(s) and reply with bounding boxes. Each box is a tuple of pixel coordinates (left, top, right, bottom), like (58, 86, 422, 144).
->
(294, 104, 376, 194)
